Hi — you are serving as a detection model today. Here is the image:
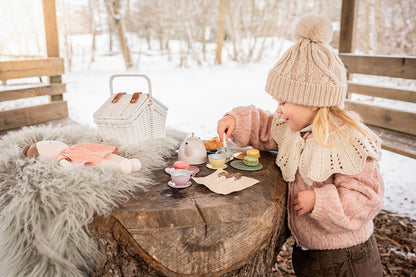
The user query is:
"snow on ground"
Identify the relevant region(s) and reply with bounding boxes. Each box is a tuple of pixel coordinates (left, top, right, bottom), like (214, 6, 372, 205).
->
(2, 34, 415, 219)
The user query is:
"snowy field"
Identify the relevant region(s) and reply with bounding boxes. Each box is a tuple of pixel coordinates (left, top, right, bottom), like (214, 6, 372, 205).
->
(2, 34, 415, 219)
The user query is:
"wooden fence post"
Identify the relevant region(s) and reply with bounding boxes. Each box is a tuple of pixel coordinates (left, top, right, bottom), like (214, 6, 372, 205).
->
(339, 0, 358, 54)
(42, 0, 63, 102)
(339, 0, 359, 97)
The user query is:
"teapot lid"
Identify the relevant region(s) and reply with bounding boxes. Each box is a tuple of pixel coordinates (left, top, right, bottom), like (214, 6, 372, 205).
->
(189, 132, 198, 139)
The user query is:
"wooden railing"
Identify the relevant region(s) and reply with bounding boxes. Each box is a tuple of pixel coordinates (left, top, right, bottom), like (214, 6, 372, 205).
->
(340, 53, 416, 159)
(0, 57, 68, 131)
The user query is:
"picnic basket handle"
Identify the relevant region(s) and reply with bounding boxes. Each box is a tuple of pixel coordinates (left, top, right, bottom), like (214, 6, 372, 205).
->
(109, 74, 152, 97)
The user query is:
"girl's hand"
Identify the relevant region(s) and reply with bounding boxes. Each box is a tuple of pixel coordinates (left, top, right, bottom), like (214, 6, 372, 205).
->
(294, 190, 316, 216)
(217, 115, 236, 141)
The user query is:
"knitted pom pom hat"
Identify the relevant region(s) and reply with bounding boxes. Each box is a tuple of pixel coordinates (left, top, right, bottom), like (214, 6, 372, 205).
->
(265, 14, 347, 107)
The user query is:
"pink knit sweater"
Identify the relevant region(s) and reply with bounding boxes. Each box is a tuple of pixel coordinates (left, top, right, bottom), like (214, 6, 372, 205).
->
(228, 105, 384, 250)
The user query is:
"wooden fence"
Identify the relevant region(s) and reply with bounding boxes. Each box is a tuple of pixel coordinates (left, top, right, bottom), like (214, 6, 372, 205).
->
(339, 52, 416, 159)
(0, 57, 68, 131)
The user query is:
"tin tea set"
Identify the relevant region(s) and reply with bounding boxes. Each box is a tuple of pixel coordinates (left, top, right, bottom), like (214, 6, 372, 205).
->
(165, 133, 263, 189)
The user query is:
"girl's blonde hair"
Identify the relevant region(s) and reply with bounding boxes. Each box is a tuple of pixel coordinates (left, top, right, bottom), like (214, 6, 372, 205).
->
(312, 106, 369, 147)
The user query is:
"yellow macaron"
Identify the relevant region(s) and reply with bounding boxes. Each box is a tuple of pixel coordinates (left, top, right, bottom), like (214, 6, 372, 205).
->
(246, 149, 260, 158)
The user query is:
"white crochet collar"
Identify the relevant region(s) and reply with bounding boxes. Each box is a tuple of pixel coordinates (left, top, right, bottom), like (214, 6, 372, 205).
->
(299, 124, 312, 133)
(271, 117, 381, 185)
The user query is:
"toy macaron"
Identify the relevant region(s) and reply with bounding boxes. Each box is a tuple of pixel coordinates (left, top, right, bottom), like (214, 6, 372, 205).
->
(173, 161, 190, 170)
(230, 152, 263, 171)
(233, 148, 261, 160)
(243, 156, 259, 167)
(246, 149, 260, 158)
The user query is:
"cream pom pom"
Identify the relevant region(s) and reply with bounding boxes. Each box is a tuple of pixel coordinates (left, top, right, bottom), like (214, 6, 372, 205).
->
(295, 13, 333, 43)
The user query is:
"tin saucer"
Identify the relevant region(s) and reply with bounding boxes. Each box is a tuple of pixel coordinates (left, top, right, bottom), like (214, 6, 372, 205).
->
(168, 180, 192, 189)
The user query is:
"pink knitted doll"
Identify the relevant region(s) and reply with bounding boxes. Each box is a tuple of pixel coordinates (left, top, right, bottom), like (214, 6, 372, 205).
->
(23, 141, 141, 174)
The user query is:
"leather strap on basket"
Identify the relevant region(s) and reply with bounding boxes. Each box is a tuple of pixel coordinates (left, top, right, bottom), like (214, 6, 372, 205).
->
(130, 92, 142, 103)
(111, 92, 126, 103)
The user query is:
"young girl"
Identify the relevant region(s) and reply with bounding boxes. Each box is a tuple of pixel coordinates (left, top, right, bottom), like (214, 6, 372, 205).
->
(217, 14, 384, 276)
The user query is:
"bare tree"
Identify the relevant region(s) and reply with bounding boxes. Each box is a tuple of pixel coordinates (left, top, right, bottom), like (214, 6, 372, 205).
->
(87, 0, 415, 68)
(176, 0, 213, 66)
(56, 0, 74, 70)
(356, 0, 416, 56)
(104, 0, 132, 69)
(224, 0, 281, 63)
(89, 0, 98, 63)
(215, 0, 226, 64)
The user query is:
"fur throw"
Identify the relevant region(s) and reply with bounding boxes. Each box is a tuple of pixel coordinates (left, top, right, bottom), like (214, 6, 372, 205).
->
(0, 124, 185, 277)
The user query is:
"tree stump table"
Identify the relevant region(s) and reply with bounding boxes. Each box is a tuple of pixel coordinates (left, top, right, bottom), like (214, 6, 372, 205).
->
(89, 151, 288, 276)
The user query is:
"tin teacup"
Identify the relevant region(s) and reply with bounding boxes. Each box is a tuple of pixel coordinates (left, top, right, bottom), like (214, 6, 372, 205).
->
(208, 153, 226, 169)
(216, 147, 233, 162)
(170, 169, 194, 187)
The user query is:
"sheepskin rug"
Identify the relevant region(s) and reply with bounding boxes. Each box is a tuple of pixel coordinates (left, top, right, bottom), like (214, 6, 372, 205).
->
(0, 123, 185, 277)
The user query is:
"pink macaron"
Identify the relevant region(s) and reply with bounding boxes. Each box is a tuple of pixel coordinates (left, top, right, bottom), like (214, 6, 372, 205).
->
(173, 161, 190, 170)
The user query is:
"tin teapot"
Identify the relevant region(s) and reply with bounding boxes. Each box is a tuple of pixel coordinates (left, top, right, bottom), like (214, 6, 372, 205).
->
(178, 133, 207, 165)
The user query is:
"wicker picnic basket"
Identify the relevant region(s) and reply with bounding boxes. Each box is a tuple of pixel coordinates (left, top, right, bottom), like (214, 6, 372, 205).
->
(93, 74, 168, 144)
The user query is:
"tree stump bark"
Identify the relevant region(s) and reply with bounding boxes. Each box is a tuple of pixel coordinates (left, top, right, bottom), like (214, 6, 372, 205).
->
(89, 151, 289, 276)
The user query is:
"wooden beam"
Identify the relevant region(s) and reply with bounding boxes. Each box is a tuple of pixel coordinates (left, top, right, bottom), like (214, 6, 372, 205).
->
(368, 125, 416, 159)
(339, 0, 358, 53)
(0, 84, 66, 102)
(43, 0, 60, 58)
(0, 58, 65, 80)
(0, 101, 68, 131)
(345, 100, 416, 136)
(348, 82, 416, 103)
(42, 0, 63, 102)
(340, 54, 416, 79)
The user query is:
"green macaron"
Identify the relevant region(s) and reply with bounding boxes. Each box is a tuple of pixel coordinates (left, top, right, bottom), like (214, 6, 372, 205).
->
(243, 155, 259, 167)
